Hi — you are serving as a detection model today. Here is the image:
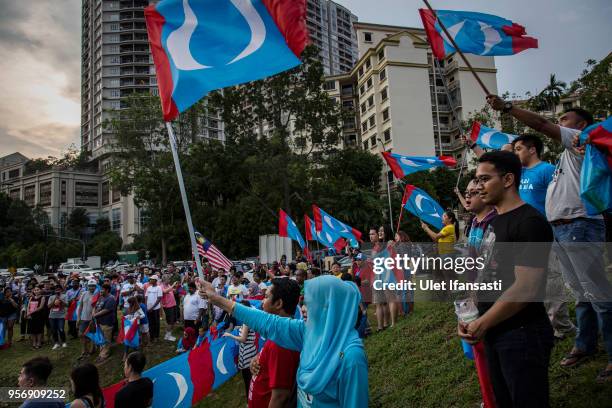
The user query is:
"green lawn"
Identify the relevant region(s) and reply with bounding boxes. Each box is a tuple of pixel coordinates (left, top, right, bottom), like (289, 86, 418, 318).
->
(1, 302, 610, 407)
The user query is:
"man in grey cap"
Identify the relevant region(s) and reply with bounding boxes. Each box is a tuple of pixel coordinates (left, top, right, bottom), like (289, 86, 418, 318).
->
(76, 280, 98, 360)
(144, 275, 162, 341)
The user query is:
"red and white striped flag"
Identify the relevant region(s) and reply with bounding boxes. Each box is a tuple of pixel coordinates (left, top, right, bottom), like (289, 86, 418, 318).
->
(195, 232, 232, 272)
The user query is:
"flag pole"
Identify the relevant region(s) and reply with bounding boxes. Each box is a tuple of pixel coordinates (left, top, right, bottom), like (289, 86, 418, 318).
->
(396, 185, 408, 233)
(455, 146, 469, 189)
(165, 121, 205, 280)
(377, 137, 395, 235)
(422, 0, 491, 96)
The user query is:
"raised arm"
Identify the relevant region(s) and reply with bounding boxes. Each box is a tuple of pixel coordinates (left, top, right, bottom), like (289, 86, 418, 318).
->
(487, 95, 561, 142)
(199, 281, 304, 351)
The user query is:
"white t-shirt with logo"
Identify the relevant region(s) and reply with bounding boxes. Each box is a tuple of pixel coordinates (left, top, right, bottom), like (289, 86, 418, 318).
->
(145, 285, 163, 310)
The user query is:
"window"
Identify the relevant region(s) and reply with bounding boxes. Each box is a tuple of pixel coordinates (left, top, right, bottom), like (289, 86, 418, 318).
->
(209, 119, 218, 128)
(323, 80, 336, 90)
(378, 49, 385, 62)
(366, 78, 372, 89)
(9, 188, 20, 201)
(101, 181, 110, 205)
(381, 87, 388, 101)
(109, 23, 119, 31)
(369, 115, 376, 128)
(24, 185, 35, 207)
(359, 85, 365, 95)
(209, 130, 219, 139)
(342, 100, 353, 109)
(370, 136, 377, 149)
(363, 139, 369, 149)
(75, 182, 99, 207)
(358, 66, 363, 77)
(365, 59, 371, 70)
(112, 187, 121, 203)
(61, 181, 66, 205)
(364, 32, 372, 43)
(383, 128, 391, 142)
(379, 68, 386, 81)
(112, 208, 121, 232)
(8, 169, 20, 179)
(360, 103, 366, 114)
(362, 121, 368, 133)
(110, 56, 120, 64)
(39, 182, 52, 207)
(110, 89, 120, 97)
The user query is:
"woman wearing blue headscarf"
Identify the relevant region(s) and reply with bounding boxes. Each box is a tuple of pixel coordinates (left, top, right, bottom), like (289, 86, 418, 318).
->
(201, 275, 368, 407)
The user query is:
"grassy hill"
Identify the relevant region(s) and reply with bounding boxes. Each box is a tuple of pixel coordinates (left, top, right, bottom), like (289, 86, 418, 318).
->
(0, 302, 609, 407)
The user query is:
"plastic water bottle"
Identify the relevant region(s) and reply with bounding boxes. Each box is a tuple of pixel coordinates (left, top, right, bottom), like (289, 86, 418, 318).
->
(454, 298, 478, 360)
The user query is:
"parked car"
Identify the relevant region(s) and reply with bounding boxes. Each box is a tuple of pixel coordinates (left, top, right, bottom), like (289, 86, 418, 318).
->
(0, 269, 10, 278)
(80, 271, 100, 281)
(61, 263, 102, 275)
(16, 268, 35, 276)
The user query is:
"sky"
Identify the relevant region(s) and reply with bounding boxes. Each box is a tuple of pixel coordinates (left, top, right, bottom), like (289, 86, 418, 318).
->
(0, 0, 610, 159)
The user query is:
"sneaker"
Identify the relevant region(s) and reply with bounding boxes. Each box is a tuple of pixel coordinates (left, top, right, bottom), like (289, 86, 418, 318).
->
(62, 343, 67, 348)
(168, 335, 177, 342)
(52, 344, 60, 350)
(163, 332, 170, 340)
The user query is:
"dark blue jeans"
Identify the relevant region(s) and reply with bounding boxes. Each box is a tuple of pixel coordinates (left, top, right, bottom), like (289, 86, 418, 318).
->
(552, 218, 612, 362)
(484, 323, 554, 408)
(49, 318, 66, 344)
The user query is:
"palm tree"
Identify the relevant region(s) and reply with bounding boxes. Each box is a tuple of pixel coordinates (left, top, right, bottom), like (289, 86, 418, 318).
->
(541, 74, 567, 114)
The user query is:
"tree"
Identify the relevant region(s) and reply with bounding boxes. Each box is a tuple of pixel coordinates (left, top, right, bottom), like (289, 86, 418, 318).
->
(540, 74, 567, 114)
(94, 217, 111, 236)
(67, 208, 89, 239)
(89, 231, 122, 263)
(572, 55, 612, 118)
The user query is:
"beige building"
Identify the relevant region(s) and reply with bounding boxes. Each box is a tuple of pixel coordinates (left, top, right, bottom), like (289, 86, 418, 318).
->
(0, 153, 142, 244)
(325, 22, 499, 176)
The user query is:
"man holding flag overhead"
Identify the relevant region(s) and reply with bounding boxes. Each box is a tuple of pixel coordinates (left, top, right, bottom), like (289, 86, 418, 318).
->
(487, 95, 612, 383)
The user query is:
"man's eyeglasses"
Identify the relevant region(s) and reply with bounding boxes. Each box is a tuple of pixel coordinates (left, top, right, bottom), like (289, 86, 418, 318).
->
(473, 173, 507, 185)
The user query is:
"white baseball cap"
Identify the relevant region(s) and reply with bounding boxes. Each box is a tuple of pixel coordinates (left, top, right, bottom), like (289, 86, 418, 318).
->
(87, 279, 97, 286)
(150, 275, 159, 280)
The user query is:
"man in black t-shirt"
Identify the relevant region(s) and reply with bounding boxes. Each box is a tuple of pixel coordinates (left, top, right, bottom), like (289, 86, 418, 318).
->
(115, 351, 153, 408)
(459, 151, 554, 408)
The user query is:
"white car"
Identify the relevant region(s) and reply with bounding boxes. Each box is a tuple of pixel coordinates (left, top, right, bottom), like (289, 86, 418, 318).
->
(61, 264, 102, 275)
(0, 269, 10, 278)
(80, 271, 100, 281)
(16, 268, 35, 276)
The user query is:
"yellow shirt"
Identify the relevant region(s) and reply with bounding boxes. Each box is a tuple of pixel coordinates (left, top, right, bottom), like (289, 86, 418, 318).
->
(437, 224, 456, 254)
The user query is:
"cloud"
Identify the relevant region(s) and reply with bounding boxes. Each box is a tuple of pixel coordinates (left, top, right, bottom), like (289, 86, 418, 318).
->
(0, 0, 81, 159)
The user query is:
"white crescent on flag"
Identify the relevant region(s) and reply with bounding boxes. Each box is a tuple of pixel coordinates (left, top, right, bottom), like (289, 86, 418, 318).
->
(166, 0, 212, 71)
(228, 0, 267, 64)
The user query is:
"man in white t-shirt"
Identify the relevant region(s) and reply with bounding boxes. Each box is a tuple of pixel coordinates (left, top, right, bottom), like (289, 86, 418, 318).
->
(121, 274, 143, 310)
(144, 275, 163, 341)
(488, 95, 612, 382)
(182, 282, 208, 331)
(226, 273, 248, 300)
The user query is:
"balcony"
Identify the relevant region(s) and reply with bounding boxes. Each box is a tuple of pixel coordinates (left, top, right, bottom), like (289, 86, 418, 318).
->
(444, 60, 458, 74)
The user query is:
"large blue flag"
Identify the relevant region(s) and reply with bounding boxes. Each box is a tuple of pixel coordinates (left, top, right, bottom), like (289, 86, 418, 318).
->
(312, 205, 362, 248)
(402, 184, 445, 229)
(419, 9, 538, 60)
(382, 151, 456, 179)
(471, 122, 517, 150)
(146, 0, 308, 121)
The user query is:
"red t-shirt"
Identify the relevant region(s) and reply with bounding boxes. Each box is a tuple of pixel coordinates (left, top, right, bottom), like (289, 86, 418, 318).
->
(248, 341, 300, 408)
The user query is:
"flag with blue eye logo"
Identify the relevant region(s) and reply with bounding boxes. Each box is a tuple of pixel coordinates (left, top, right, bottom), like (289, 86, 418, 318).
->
(419, 9, 538, 60)
(145, 0, 308, 121)
(470, 122, 517, 150)
(402, 184, 445, 229)
(382, 151, 457, 179)
(279, 209, 306, 249)
(312, 205, 362, 248)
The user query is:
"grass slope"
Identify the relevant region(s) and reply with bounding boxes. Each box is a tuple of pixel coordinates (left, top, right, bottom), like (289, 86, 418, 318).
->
(1, 302, 610, 407)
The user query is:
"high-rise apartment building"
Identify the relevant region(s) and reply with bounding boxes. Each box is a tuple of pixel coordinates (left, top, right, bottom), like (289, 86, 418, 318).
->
(80, 0, 224, 161)
(306, 0, 358, 75)
(325, 22, 499, 168)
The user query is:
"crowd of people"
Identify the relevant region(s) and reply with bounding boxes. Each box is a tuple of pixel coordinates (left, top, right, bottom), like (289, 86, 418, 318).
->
(1, 95, 611, 407)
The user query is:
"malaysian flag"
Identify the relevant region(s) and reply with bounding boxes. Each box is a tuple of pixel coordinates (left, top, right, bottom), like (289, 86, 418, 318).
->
(195, 232, 232, 272)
